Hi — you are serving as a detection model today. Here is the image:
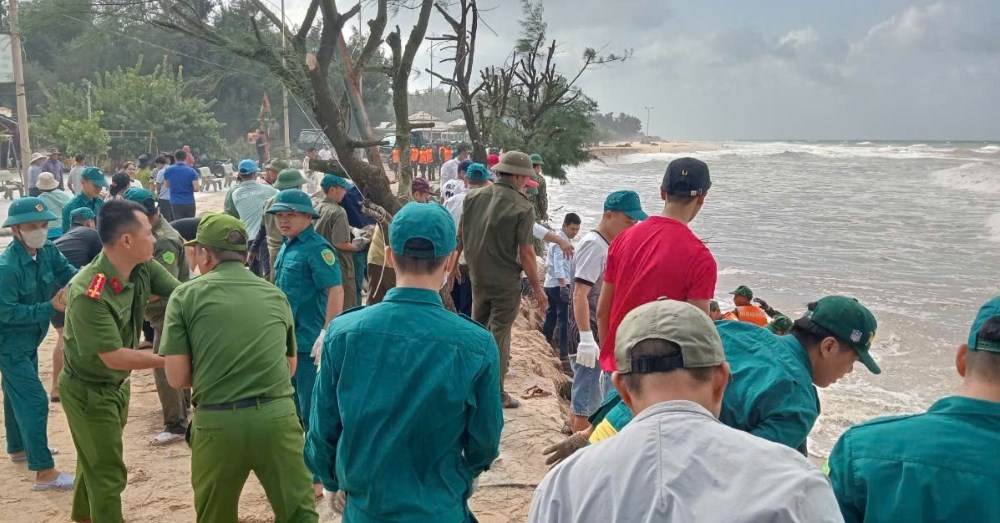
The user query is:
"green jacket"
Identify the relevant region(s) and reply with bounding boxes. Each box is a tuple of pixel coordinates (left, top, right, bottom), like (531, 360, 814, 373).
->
(305, 287, 503, 523)
(0, 239, 77, 351)
(828, 396, 1000, 523)
(61, 193, 104, 231)
(274, 225, 342, 353)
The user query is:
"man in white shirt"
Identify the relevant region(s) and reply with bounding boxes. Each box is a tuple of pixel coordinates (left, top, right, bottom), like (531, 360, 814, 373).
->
(542, 213, 581, 368)
(231, 159, 278, 238)
(529, 300, 843, 523)
(440, 145, 470, 184)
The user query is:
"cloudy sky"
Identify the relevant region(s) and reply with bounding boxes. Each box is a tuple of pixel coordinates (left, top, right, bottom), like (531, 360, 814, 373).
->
(283, 0, 1000, 141)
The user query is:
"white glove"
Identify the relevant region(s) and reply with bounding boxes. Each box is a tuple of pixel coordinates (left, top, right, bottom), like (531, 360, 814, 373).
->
(322, 488, 346, 514)
(576, 331, 599, 369)
(311, 329, 326, 359)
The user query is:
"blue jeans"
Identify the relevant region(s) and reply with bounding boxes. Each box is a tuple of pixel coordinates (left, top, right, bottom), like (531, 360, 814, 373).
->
(542, 286, 570, 358)
(570, 357, 612, 417)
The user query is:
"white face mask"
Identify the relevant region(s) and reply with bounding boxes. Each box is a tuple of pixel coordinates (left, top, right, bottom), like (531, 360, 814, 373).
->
(441, 270, 451, 290)
(19, 228, 48, 249)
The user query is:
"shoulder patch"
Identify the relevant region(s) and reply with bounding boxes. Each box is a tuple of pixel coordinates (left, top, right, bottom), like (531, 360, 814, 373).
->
(86, 273, 107, 300)
(162, 251, 176, 265)
(321, 249, 336, 266)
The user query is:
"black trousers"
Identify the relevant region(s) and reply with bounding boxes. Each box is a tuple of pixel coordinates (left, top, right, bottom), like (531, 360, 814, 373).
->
(171, 203, 196, 220)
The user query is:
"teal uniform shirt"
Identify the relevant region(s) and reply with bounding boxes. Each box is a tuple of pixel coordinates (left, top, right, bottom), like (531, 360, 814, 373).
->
(828, 396, 1000, 523)
(61, 193, 104, 231)
(306, 287, 504, 523)
(717, 321, 819, 450)
(588, 322, 819, 451)
(0, 239, 78, 351)
(274, 225, 342, 353)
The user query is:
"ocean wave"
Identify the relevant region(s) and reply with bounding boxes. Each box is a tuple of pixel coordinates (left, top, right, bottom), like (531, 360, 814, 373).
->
(856, 141, 875, 146)
(930, 162, 1000, 195)
(976, 145, 1000, 154)
(988, 213, 1000, 243)
(718, 267, 754, 276)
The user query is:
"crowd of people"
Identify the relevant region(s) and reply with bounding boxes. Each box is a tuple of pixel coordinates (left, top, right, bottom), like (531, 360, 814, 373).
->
(0, 145, 997, 523)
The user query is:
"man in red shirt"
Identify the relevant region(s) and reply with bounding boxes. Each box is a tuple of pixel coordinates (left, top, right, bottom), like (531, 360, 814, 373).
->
(596, 157, 717, 371)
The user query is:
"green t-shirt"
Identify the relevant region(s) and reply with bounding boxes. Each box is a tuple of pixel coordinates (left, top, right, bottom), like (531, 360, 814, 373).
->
(315, 198, 354, 277)
(159, 261, 296, 405)
(63, 252, 180, 385)
(461, 182, 535, 289)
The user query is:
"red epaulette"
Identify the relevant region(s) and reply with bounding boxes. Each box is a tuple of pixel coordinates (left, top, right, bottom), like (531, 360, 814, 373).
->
(85, 273, 107, 300)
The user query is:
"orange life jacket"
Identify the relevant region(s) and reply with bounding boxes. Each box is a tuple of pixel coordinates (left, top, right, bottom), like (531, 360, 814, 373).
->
(420, 149, 432, 165)
(392, 149, 399, 163)
(730, 305, 769, 326)
(410, 148, 419, 162)
(443, 147, 453, 162)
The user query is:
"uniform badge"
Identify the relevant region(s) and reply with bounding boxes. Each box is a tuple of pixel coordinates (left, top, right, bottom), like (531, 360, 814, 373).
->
(35, 204, 44, 212)
(110, 277, 123, 294)
(162, 252, 176, 265)
(850, 329, 862, 343)
(321, 249, 336, 266)
(86, 273, 107, 300)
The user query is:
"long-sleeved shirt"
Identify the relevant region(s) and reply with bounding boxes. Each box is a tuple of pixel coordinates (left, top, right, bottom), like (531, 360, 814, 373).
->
(40, 158, 64, 186)
(530, 400, 843, 523)
(544, 230, 571, 288)
(27, 165, 42, 189)
(306, 287, 503, 523)
(0, 239, 78, 351)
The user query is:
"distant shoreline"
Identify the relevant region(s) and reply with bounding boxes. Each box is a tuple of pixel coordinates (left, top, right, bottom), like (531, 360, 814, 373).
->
(586, 141, 717, 158)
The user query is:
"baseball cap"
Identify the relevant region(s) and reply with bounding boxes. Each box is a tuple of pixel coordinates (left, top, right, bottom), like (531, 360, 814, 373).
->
(70, 207, 97, 225)
(82, 167, 109, 188)
(968, 296, 1000, 352)
(123, 188, 157, 215)
(238, 159, 258, 175)
(185, 212, 249, 252)
(266, 189, 320, 218)
(411, 177, 431, 194)
(320, 173, 353, 191)
(806, 296, 880, 374)
(264, 158, 288, 171)
(616, 298, 726, 374)
(466, 163, 490, 183)
(662, 157, 711, 197)
(274, 169, 309, 190)
(730, 285, 753, 300)
(604, 190, 648, 221)
(458, 159, 473, 173)
(524, 178, 540, 188)
(529, 153, 544, 166)
(389, 202, 457, 259)
(3, 197, 57, 227)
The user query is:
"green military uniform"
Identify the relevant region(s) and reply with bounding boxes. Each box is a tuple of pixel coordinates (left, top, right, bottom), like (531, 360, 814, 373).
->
(0, 198, 77, 472)
(306, 202, 503, 522)
(269, 190, 342, 485)
(160, 213, 318, 523)
(263, 169, 309, 280)
(828, 296, 1000, 523)
(125, 187, 193, 436)
(60, 253, 180, 522)
(315, 195, 356, 310)
(462, 179, 535, 395)
(61, 167, 107, 228)
(528, 153, 548, 222)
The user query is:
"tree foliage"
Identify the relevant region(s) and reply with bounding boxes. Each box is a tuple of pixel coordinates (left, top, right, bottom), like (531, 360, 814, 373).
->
(591, 112, 643, 141)
(55, 112, 111, 160)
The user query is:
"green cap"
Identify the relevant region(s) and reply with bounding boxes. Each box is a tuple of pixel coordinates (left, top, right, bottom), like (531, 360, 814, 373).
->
(389, 202, 457, 259)
(615, 298, 725, 374)
(273, 168, 309, 190)
(321, 174, 353, 191)
(730, 285, 753, 300)
(766, 314, 793, 333)
(82, 167, 108, 188)
(968, 296, 1000, 352)
(185, 212, 249, 252)
(69, 207, 97, 224)
(529, 153, 544, 166)
(266, 189, 319, 218)
(123, 187, 157, 214)
(807, 296, 880, 374)
(3, 196, 58, 227)
(264, 158, 289, 171)
(603, 190, 648, 221)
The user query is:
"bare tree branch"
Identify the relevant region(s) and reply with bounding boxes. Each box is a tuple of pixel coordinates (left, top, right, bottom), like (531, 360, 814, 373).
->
(295, 0, 321, 46)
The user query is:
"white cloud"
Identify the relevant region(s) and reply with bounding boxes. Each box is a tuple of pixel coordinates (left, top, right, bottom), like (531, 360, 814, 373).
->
(853, 3, 957, 53)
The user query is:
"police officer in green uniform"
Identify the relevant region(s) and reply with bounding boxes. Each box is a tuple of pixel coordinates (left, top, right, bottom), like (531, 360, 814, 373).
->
(0, 197, 77, 491)
(262, 168, 308, 280)
(267, 188, 344, 496)
(61, 167, 107, 228)
(315, 173, 360, 310)
(306, 202, 504, 521)
(60, 199, 182, 523)
(827, 296, 1000, 523)
(160, 213, 318, 523)
(123, 188, 192, 445)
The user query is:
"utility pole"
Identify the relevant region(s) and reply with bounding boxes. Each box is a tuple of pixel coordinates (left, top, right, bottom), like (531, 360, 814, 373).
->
(280, 0, 291, 161)
(83, 79, 92, 118)
(9, 0, 31, 187)
(643, 105, 654, 138)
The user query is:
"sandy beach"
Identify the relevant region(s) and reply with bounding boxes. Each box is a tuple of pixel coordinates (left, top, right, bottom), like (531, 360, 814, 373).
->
(0, 188, 571, 522)
(586, 141, 717, 158)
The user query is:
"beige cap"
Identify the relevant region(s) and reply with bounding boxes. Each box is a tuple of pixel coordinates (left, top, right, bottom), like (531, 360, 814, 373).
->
(615, 298, 725, 374)
(36, 172, 58, 191)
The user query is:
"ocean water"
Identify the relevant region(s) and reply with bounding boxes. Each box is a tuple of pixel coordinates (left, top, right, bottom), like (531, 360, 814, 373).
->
(546, 140, 1000, 455)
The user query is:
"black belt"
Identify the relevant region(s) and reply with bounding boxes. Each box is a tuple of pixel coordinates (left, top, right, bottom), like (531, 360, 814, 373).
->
(196, 396, 287, 411)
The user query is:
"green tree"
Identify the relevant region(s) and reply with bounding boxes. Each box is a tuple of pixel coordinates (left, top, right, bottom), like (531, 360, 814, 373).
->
(56, 112, 111, 160)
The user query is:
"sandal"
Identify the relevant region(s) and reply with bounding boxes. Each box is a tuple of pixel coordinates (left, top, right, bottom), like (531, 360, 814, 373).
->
(33, 471, 74, 491)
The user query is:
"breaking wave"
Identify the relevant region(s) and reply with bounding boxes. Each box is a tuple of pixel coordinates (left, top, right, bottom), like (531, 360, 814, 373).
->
(930, 162, 1000, 195)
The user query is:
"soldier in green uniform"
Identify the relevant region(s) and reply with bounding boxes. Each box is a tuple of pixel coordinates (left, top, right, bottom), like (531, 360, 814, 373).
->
(0, 197, 77, 491)
(267, 188, 344, 497)
(262, 168, 308, 280)
(315, 173, 361, 310)
(306, 202, 503, 521)
(827, 296, 1000, 523)
(123, 188, 192, 446)
(529, 153, 548, 222)
(60, 199, 182, 522)
(160, 213, 318, 523)
(61, 167, 107, 228)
